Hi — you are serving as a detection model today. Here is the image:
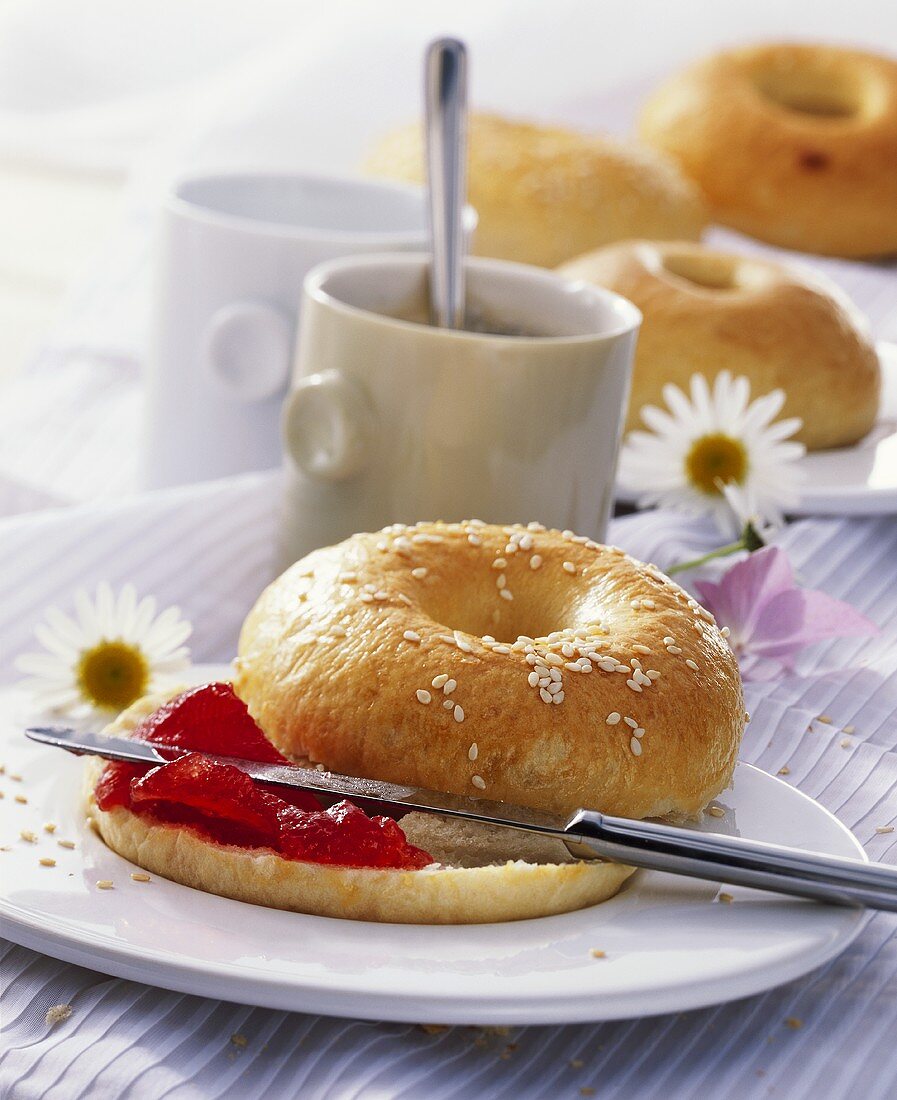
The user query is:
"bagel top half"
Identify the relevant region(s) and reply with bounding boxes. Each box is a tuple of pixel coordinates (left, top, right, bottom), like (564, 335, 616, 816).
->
(235, 522, 744, 820)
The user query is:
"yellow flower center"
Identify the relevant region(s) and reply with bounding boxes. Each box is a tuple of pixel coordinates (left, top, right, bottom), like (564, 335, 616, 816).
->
(685, 433, 748, 495)
(77, 640, 149, 710)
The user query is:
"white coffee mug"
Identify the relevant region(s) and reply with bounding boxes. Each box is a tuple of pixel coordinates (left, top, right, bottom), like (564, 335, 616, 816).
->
(143, 172, 475, 488)
(281, 253, 641, 565)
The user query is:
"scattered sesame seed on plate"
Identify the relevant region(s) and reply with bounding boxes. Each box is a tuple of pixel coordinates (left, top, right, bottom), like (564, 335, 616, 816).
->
(57, 840, 75, 850)
(842, 725, 856, 734)
(43, 823, 57, 834)
(96, 880, 114, 890)
(875, 826, 895, 834)
(707, 805, 726, 818)
(39, 858, 56, 867)
(841, 738, 853, 748)
(817, 715, 833, 724)
(131, 873, 151, 882)
(14, 795, 27, 804)
(718, 892, 734, 904)
(416, 689, 432, 705)
(589, 949, 606, 959)
(19, 830, 36, 842)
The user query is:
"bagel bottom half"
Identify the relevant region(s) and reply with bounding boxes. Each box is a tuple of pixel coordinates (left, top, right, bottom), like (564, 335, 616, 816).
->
(84, 696, 635, 924)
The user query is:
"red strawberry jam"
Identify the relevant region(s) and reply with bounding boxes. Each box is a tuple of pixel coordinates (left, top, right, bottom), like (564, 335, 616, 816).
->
(95, 683, 431, 870)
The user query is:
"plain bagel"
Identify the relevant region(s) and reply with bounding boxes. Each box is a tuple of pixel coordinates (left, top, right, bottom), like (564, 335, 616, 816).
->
(638, 43, 897, 257)
(558, 239, 881, 450)
(235, 522, 744, 820)
(363, 113, 707, 266)
(85, 693, 634, 924)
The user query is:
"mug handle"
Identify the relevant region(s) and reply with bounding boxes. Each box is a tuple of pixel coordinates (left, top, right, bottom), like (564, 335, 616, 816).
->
(203, 301, 293, 401)
(282, 371, 373, 480)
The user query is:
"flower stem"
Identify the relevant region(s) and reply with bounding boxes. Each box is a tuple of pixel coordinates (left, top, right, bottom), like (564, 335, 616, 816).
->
(667, 538, 746, 576)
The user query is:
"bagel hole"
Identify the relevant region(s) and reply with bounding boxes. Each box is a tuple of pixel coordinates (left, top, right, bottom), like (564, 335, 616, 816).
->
(753, 71, 860, 119)
(418, 585, 576, 647)
(661, 253, 739, 291)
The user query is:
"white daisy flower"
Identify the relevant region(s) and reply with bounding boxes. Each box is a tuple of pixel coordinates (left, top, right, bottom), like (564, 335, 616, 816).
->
(16, 583, 192, 716)
(619, 372, 805, 536)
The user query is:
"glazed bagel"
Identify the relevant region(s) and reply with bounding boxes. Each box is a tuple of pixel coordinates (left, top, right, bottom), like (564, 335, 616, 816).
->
(85, 694, 634, 924)
(639, 43, 897, 257)
(236, 522, 744, 820)
(558, 240, 881, 450)
(364, 113, 707, 266)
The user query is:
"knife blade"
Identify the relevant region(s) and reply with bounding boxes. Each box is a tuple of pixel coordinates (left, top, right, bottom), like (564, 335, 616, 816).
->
(25, 725, 897, 911)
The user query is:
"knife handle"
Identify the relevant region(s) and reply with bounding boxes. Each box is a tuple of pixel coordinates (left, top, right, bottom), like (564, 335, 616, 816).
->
(567, 809, 897, 912)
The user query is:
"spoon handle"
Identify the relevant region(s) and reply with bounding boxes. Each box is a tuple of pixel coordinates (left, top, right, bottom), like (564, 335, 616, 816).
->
(424, 37, 468, 330)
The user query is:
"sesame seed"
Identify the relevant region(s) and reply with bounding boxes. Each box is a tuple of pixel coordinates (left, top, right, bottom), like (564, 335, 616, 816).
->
(57, 840, 75, 850)
(131, 873, 151, 882)
(817, 715, 833, 724)
(552, 691, 565, 704)
(626, 679, 643, 693)
(443, 679, 457, 695)
(96, 880, 114, 890)
(606, 712, 621, 725)
(563, 561, 576, 574)
(397, 593, 413, 606)
(43, 822, 57, 834)
(720, 626, 731, 638)
(589, 949, 606, 959)
(646, 670, 661, 680)
(632, 644, 651, 654)
(454, 631, 473, 653)
(718, 892, 734, 904)
(545, 653, 564, 667)
(530, 555, 543, 570)
(642, 599, 655, 610)
(528, 671, 540, 688)
(339, 570, 358, 582)
(519, 534, 534, 551)
(707, 805, 726, 818)
(468, 743, 478, 762)
(403, 630, 421, 644)
(471, 775, 487, 790)
(453, 705, 465, 723)
(431, 674, 448, 689)
(416, 690, 432, 705)
(843, 725, 856, 734)
(539, 688, 553, 704)
(547, 681, 563, 694)
(9, 774, 22, 782)
(443, 699, 454, 711)
(374, 590, 388, 600)
(411, 567, 428, 579)
(331, 625, 347, 637)
(499, 588, 513, 601)
(496, 574, 507, 589)
(624, 717, 638, 728)
(562, 643, 575, 658)
(14, 795, 27, 804)
(630, 599, 641, 609)
(663, 636, 675, 646)
(39, 858, 56, 867)
(778, 766, 791, 776)
(467, 534, 482, 546)
(841, 738, 852, 748)
(492, 558, 507, 570)
(438, 634, 454, 644)
(376, 540, 388, 551)
(685, 659, 699, 671)
(630, 737, 642, 756)
(564, 662, 582, 672)
(19, 830, 36, 842)
(359, 592, 374, 603)
(549, 667, 562, 683)
(666, 645, 683, 655)
(875, 826, 894, 834)
(492, 645, 511, 655)
(634, 728, 645, 738)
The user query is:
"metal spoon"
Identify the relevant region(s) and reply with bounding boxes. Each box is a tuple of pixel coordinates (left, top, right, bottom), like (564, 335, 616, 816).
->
(424, 37, 468, 330)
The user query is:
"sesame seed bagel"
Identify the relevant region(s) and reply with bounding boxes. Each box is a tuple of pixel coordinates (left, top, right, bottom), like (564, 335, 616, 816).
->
(84, 694, 634, 924)
(639, 43, 897, 257)
(235, 522, 744, 820)
(363, 113, 707, 267)
(558, 240, 881, 450)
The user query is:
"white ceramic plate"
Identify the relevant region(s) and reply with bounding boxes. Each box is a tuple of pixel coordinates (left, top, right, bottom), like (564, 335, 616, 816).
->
(616, 342, 897, 518)
(0, 676, 868, 1025)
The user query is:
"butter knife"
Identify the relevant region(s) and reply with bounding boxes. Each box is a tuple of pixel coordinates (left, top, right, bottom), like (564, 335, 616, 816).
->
(26, 725, 897, 912)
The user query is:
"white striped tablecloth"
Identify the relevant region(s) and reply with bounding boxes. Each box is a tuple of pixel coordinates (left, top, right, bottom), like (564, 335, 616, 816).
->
(0, 473, 895, 1098)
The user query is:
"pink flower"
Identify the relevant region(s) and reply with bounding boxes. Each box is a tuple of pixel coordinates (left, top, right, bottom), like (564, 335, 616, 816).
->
(695, 546, 877, 678)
